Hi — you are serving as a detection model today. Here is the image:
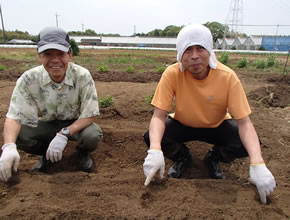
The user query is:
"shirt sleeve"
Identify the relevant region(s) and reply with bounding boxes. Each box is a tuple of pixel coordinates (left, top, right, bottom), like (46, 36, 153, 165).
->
(227, 78, 251, 119)
(78, 72, 100, 118)
(151, 67, 175, 112)
(6, 77, 39, 127)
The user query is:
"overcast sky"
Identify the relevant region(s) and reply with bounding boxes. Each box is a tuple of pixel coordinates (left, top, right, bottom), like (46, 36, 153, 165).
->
(1, 0, 290, 36)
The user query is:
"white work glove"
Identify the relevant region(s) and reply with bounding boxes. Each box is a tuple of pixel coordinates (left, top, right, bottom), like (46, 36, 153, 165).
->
(0, 143, 20, 182)
(249, 163, 276, 204)
(46, 133, 68, 163)
(143, 149, 165, 186)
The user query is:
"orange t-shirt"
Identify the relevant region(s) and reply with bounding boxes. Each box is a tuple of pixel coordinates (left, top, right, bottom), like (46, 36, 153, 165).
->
(151, 61, 251, 128)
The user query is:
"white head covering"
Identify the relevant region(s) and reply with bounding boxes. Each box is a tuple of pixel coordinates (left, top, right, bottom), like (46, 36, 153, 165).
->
(176, 24, 217, 72)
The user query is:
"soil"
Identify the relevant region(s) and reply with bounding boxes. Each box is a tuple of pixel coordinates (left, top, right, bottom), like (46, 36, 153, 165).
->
(0, 49, 289, 219)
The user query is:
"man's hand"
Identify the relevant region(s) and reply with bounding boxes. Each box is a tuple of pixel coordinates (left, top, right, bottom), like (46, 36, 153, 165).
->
(46, 133, 68, 163)
(143, 149, 165, 186)
(249, 163, 276, 204)
(0, 143, 20, 182)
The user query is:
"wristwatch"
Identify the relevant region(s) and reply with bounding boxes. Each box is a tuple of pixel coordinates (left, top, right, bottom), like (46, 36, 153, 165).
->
(61, 127, 70, 137)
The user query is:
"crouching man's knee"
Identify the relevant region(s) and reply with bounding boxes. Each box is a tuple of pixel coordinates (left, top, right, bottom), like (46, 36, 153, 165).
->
(77, 123, 103, 152)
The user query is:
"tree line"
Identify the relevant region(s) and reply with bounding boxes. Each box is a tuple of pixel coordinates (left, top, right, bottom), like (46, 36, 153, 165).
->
(0, 22, 247, 43)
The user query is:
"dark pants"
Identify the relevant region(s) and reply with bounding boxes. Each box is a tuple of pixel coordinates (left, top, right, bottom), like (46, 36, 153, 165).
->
(143, 117, 248, 163)
(16, 120, 103, 156)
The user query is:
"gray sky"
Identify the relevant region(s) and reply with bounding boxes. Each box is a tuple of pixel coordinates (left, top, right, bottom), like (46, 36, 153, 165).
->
(1, 0, 290, 36)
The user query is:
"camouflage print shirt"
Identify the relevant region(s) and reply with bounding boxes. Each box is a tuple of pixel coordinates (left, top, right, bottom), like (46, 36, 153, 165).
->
(6, 62, 99, 127)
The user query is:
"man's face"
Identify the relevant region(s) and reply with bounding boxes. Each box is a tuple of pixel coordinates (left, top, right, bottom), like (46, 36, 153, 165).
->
(181, 45, 210, 80)
(38, 49, 72, 83)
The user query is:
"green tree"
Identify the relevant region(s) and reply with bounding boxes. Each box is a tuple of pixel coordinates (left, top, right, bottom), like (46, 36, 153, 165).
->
(161, 25, 182, 37)
(70, 39, 80, 56)
(84, 29, 97, 35)
(204, 22, 228, 42)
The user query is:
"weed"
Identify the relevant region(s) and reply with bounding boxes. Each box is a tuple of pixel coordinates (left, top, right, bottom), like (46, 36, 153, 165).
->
(218, 52, 229, 65)
(252, 59, 267, 69)
(98, 64, 109, 72)
(144, 93, 154, 104)
(156, 66, 166, 73)
(0, 65, 5, 71)
(99, 96, 114, 108)
(236, 58, 248, 68)
(126, 66, 134, 73)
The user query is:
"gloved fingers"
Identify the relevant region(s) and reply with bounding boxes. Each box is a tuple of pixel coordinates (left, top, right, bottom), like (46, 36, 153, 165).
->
(56, 152, 62, 162)
(0, 170, 5, 181)
(0, 164, 6, 181)
(265, 186, 275, 196)
(53, 152, 58, 163)
(159, 165, 165, 179)
(0, 163, 12, 182)
(257, 187, 267, 204)
(144, 167, 158, 186)
(12, 157, 20, 173)
(46, 151, 51, 162)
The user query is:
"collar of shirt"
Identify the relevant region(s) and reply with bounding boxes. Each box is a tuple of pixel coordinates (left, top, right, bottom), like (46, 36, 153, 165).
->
(40, 62, 74, 87)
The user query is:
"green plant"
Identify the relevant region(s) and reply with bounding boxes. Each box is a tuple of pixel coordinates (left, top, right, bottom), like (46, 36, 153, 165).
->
(252, 59, 267, 69)
(0, 65, 5, 71)
(236, 58, 248, 68)
(126, 66, 134, 73)
(70, 39, 80, 56)
(99, 96, 114, 108)
(217, 52, 229, 65)
(267, 54, 276, 67)
(156, 66, 166, 73)
(144, 93, 154, 103)
(98, 64, 109, 72)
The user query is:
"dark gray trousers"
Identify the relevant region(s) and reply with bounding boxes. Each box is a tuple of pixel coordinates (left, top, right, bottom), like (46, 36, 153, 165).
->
(143, 117, 248, 163)
(16, 120, 103, 156)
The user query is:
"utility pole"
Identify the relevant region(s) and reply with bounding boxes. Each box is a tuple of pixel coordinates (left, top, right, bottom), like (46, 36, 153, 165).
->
(0, 4, 6, 42)
(222, 0, 243, 49)
(55, 13, 60, 27)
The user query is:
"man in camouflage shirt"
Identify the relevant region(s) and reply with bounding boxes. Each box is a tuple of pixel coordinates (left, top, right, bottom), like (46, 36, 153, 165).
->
(0, 27, 103, 182)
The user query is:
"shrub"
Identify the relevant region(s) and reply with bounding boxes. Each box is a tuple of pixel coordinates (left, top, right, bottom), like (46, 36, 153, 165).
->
(126, 66, 134, 73)
(70, 39, 80, 56)
(217, 52, 229, 65)
(252, 59, 267, 69)
(99, 96, 114, 108)
(267, 54, 276, 67)
(98, 64, 109, 72)
(236, 58, 248, 68)
(0, 65, 5, 71)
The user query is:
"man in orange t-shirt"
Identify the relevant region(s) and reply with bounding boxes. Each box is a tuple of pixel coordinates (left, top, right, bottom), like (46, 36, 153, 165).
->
(143, 24, 276, 205)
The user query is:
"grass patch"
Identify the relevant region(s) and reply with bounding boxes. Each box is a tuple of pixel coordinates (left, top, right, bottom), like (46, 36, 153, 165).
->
(0, 65, 6, 71)
(99, 96, 114, 108)
(144, 93, 154, 104)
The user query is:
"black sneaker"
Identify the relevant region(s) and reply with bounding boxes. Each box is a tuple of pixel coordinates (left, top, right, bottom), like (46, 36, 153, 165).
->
(76, 151, 93, 173)
(31, 155, 51, 172)
(204, 149, 225, 179)
(168, 151, 192, 178)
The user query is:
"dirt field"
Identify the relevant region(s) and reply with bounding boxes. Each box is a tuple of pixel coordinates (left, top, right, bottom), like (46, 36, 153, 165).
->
(0, 48, 289, 219)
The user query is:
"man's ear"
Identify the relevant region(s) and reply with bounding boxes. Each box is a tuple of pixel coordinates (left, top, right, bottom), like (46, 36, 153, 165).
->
(37, 53, 42, 63)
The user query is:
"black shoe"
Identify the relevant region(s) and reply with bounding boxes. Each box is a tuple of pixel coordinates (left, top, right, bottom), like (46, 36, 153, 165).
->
(76, 151, 93, 173)
(204, 149, 225, 179)
(31, 155, 51, 172)
(168, 151, 192, 178)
